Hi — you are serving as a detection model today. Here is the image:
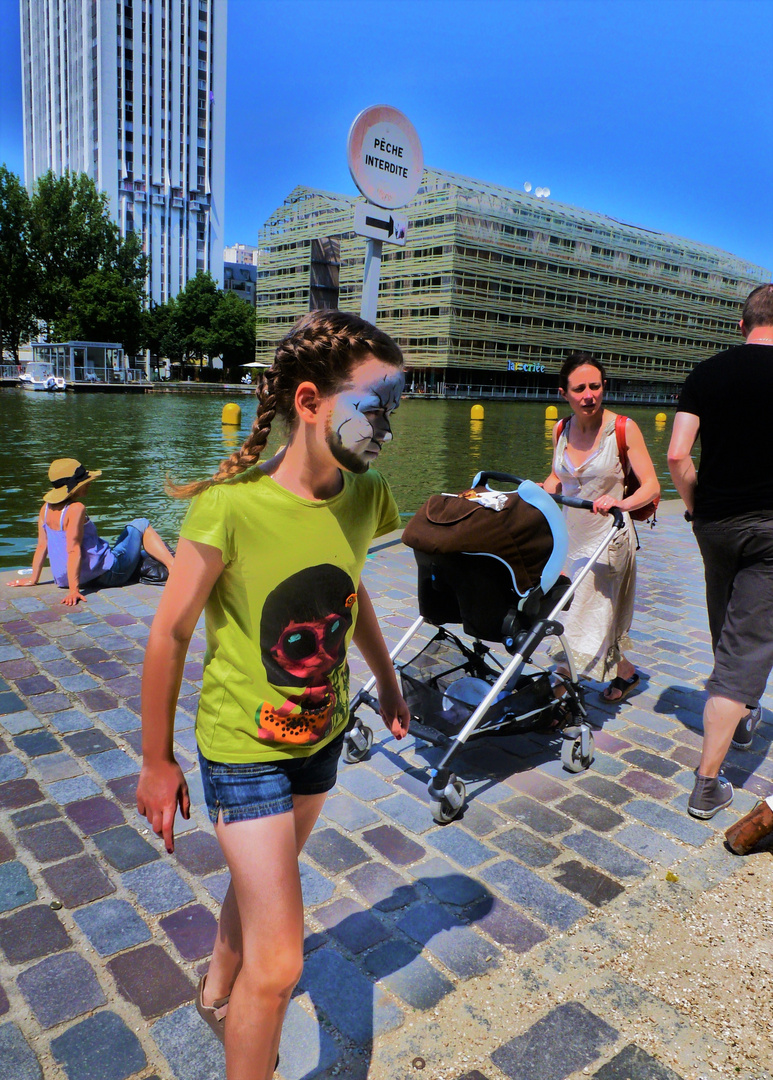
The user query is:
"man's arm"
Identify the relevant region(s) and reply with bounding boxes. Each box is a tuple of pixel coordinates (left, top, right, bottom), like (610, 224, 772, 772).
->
(667, 412, 700, 516)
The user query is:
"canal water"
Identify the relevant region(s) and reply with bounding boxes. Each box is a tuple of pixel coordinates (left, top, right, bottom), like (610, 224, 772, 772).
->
(0, 388, 678, 570)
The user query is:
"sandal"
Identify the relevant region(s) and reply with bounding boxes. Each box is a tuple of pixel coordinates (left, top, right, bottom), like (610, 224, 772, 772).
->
(195, 974, 229, 1043)
(601, 673, 640, 703)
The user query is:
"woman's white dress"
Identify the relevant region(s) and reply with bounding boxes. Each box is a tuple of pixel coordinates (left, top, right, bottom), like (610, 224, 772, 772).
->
(551, 417, 637, 681)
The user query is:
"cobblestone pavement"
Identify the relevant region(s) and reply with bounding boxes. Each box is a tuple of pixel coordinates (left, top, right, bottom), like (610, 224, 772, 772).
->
(1, 500, 772, 1080)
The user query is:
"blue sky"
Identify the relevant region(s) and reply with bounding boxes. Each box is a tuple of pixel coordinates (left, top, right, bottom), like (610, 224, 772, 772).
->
(1, 0, 771, 271)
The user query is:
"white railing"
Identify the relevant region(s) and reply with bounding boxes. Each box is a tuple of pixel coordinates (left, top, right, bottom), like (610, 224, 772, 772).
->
(405, 383, 677, 404)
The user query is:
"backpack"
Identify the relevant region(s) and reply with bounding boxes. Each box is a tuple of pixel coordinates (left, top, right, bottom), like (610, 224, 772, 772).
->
(556, 415, 659, 525)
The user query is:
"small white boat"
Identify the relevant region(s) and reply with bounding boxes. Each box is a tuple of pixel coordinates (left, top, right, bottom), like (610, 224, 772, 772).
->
(18, 362, 67, 392)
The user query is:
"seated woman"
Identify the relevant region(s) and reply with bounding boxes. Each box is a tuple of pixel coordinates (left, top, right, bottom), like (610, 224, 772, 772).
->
(543, 353, 660, 702)
(7, 458, 174, 607)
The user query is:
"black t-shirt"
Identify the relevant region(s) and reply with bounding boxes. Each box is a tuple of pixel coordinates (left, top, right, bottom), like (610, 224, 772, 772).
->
(677, 343, 773, 520)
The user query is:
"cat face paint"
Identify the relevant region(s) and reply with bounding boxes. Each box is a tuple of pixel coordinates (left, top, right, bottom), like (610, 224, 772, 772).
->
(326, 360, 404, 474)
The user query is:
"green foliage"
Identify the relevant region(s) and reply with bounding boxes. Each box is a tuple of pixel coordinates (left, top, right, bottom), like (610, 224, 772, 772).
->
(211, 291, 258, 378)
(0, 165, 38, 362)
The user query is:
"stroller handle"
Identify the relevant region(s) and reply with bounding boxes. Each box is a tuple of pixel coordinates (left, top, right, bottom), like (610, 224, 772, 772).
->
(474, 471, 625, 529)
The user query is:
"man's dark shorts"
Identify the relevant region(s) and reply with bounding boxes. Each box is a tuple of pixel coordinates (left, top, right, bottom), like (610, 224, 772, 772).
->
(693, 513, 773, 707)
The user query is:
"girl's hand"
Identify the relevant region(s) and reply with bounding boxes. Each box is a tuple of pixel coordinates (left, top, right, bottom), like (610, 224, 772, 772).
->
(593, 495, 621, 515)
(6, 579, 38, 588)
(377, 681, 411, 740)
(62, 590, 88, 606)
(136, 760, 191, 854)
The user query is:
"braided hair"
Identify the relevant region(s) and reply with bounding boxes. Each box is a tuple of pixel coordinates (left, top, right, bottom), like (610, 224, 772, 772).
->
(169, 310, 403, 498)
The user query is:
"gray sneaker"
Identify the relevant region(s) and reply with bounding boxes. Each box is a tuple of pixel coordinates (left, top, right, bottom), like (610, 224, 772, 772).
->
(731, 706, 762, 750)
(688, 772, 733, 819)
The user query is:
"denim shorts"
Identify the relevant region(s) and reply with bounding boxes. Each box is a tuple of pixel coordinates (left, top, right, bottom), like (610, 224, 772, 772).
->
(197, 730, 345, 824)
(96, 517, 150, 587)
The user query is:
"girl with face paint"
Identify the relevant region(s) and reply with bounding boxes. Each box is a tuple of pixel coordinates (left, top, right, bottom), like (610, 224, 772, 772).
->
(137, 311, 410, 1080)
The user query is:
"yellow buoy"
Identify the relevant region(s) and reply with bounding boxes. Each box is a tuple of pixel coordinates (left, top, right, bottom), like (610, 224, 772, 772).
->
(545, 405, 558, 420)
(470, 404, 484, 420)
(655, 412, 667, 423)
(222, 402, 241, 426)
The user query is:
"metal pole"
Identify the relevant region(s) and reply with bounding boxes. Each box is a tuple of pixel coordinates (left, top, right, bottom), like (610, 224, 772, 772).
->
(360, 237, 383, 324)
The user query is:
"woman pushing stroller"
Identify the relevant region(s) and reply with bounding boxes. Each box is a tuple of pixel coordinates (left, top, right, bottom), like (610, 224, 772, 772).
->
(543, 353, 660, 702)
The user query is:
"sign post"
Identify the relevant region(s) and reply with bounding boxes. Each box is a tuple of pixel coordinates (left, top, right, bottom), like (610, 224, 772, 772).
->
(347, 105, 423, 324)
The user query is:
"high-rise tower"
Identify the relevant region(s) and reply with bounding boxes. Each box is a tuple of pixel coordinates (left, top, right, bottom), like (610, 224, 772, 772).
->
(20, 0, 226, 304)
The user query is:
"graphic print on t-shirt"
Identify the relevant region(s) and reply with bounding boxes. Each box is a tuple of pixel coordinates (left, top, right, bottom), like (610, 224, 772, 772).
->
(257, 564, 357, 745)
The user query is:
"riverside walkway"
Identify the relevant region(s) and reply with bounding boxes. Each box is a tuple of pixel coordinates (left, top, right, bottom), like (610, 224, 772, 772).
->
(0, 500, 771, 1080)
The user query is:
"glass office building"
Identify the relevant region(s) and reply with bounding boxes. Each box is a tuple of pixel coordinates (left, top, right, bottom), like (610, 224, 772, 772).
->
(254, 168, 769, 394)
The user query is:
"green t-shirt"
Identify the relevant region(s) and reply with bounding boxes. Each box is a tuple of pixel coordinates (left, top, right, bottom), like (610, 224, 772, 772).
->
(180, 466, 400, 763)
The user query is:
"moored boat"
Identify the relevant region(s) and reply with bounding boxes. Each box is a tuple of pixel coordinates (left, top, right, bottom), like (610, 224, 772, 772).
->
(18, 362, 67, 392)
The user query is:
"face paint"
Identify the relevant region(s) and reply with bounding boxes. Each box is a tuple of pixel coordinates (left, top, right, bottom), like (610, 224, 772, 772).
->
(327, 365, 404, 473)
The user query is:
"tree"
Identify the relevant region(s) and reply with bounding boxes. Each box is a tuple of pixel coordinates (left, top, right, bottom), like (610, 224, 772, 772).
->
(209, 292, 258, 380)
(0, 165, 38, 363)
(175, 271, 221, 366)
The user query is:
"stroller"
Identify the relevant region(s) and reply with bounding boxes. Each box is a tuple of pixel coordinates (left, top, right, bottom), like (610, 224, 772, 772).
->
(343, 471, 627, 824)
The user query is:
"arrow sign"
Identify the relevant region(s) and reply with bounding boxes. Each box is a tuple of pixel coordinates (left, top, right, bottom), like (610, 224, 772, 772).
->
(354, 202, 407, 246)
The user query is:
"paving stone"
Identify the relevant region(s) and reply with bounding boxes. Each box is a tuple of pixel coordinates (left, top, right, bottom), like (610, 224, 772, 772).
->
(15, 675, 56, 696)
(106, 773, 142, 806)
(364, 937, 455, 1009)
(46, 776, 102, 803)
(0, 690, 26, 714)
(94, 659, 131, 679)
(33, 751, 84, 782)
(322, 792, 380, 831)
(47, 709, 93, 732)
(379, 791, 435, 834)
(592, 1042, 684, 1079)
(504, 770, 569, 801)
(467, 895, 548, 953)
(299, 948, 403, 1044)
(0, 861, 37, 912)
(92, 824, 160, 870)
(0, 658, 37, 678)
(621, 770, 679, 799)
(151, 1004, 226, 1080)
(87, 747, 138, 780)
(305, 826, 371, 873)
(50, 1010, 146, 1080)
(499, 795, 573, 836)
(63, 729, 118, 756)
(0, 832, 13, 862)
(10, 802, 59, 828)
(203, 871, 230, 904)
(556, 794, 625, 832)
(410, 856, 490, 906)
(575, 774, 633, 806)
(58, 673, 99, 692)
(624, 728, 676, 754)
(362, 823, 425, 865)
(298, 860, 335, 906)
(0, 1022, 42, 1080)
(458, 800, 504, 836)
(77, 688, 118, 712)
(108, 943, 195, 1017)
(621, 748, 681, 778)
(426, 824, 493, 869)
(316, 896, 390, 952)
(20, 819, 84, 863)
(493, 825, 561, 868)
(481, 859, 587, 930)
(173, 830, 227, 875)
(160, 903, 218, 961)
(98, 707, 141, 732)
(0, 754, 26, 783)
(0, 984, 8, 1015)
(17, 952, 106, 1028)
(122, 861, 196, 913)
(0, 710, 43, 734)
(491, 1001, 618, 1080)
(274, 995, 341, 1079)
(562, 830, 650, 879)
(670, 744, 702, 770)
(552, 860, 626, 907)
(0, 777, 43, 808)
(74, 897, 152, 955)
(346, 862, 418, 911)
(626, 799, 711, 846)
(32, 692, 73, 714)
(71, 646, 110, 664)
(397, 902, 499, 978)
(615, 824, 686, 866)
(42, 854, 116, 907)
(65, 795, 125, 834)
(0, 904, 71, 963)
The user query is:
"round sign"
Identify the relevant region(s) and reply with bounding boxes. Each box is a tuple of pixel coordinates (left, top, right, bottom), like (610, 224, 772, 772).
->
(347, 105, 424, 210)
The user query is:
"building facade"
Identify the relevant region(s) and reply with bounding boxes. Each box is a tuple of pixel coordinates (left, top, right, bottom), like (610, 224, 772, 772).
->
(223, 242, 259, 266)
(20, 0, 226, 305)
(254, 169, 769, 394)
(224, 262, 257, 305)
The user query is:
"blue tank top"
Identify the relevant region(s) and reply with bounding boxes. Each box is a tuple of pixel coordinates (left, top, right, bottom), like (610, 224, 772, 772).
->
(43, 505, 115, 587)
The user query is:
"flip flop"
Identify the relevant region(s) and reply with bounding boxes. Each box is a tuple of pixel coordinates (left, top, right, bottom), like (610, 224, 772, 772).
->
(601, 673, 640, 703)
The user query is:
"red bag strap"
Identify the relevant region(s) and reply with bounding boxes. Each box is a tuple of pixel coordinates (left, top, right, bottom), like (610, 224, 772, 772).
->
(556, 416, 570, 438)
(615, 415, 630, 474)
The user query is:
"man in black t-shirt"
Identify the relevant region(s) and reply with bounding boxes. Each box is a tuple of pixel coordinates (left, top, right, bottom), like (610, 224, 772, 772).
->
(668, 283, 773, 819)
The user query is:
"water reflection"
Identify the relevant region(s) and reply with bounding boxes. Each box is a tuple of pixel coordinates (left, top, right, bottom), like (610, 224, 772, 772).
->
(0, 388, 678, 569)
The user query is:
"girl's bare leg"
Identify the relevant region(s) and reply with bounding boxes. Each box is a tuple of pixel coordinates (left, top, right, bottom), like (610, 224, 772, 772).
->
(202, 793, 328, 1051)
(141, 525, 175, 570)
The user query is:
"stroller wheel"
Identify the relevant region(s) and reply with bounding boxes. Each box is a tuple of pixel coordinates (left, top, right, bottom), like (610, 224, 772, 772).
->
(430, 779, 466, 825)
(561, 729, 595, 773)
(343, 721, 373, 763)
